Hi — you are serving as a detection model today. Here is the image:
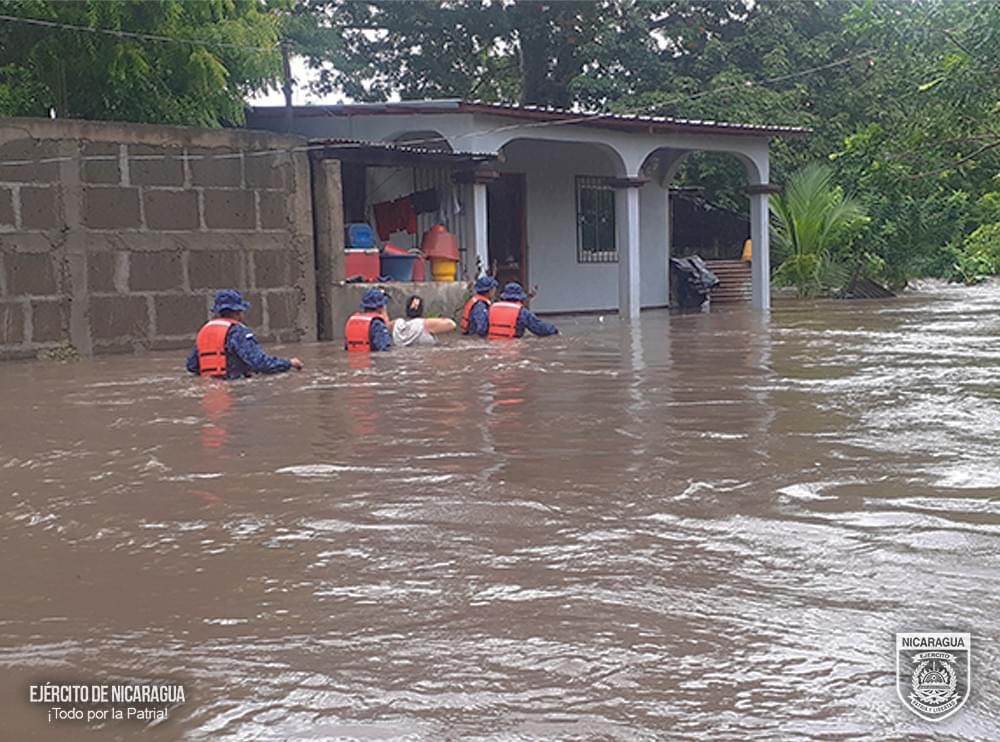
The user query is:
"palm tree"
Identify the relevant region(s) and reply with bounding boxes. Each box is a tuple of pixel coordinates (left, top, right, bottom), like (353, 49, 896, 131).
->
(770, 163, 868, 297)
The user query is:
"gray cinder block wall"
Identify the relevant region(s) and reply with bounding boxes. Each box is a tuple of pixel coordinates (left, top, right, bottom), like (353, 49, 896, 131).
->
(0, 118, 315, 360)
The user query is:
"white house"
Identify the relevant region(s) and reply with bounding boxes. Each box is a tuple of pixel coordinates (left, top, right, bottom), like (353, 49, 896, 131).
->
(249, 100, 806, 316)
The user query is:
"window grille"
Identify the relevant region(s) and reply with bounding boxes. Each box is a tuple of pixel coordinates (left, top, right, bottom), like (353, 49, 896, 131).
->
(576, 176, 617, 263)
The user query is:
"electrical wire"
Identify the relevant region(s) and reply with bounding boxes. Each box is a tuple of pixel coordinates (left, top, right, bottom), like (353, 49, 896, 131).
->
(0, 13, 279, 52)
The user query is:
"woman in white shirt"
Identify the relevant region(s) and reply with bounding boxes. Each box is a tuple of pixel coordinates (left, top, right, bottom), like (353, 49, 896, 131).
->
(392, 295, 457, 347)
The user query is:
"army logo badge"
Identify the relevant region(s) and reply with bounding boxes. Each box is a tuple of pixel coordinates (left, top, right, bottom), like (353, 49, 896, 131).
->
(896, 632, 970, 722)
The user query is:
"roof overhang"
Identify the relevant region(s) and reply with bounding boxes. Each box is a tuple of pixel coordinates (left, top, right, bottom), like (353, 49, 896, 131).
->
(307, 137, 497, 168)
(252, 99, 810, 138)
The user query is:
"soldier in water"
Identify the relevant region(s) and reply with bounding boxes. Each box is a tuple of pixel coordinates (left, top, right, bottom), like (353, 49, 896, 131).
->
(186, 289, 303, 378)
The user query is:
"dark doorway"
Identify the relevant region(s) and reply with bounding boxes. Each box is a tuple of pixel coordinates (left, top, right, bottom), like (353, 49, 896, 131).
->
(487, 173, 527, 287)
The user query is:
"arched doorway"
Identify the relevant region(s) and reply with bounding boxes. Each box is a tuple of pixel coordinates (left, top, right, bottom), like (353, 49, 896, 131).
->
(641, 147, 771, 309)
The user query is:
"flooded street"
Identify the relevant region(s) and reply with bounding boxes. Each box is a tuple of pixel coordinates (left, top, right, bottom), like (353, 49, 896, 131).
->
(3, 285, 1000, 741)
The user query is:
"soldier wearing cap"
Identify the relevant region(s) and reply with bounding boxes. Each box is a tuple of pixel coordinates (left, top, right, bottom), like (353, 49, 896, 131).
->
(186, 289, 303, 378)
(488, 282, 559, 339)
(460, 275, 497, 337)
(345, 288, 393, 352)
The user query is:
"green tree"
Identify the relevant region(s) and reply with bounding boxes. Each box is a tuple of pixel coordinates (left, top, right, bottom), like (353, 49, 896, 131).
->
(0, 0, 282, 126)
(770, 162, 868, 297)
(294, 0, 614, 106)
(827, 0, 998, 286)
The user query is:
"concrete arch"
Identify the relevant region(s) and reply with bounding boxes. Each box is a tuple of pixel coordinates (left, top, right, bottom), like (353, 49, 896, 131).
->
(640, 147, 766, 188)
(637, 144, 772, 312)
(497, 136, 629, 178)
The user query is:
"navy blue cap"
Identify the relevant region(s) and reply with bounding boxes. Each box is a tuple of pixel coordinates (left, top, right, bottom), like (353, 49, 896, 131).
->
(360, 287, 391, 310)
(499, 282, 528, 301)
(474, 275, 498, 294)
(212, 289, 250, 313)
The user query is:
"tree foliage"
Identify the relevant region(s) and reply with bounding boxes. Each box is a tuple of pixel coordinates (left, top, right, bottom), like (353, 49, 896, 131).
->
(292, 0, 613, 106)
(0, 0, 282, 126)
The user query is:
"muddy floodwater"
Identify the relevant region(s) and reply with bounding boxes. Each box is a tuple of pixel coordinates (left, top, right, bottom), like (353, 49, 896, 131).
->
(3, 285, 1000, 741)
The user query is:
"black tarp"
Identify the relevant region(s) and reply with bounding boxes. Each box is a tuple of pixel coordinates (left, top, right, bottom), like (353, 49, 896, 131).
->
(670, 256, 720, 311)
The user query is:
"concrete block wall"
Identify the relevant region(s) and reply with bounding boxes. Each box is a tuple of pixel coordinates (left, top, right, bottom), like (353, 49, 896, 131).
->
(0, 118, 315, 360)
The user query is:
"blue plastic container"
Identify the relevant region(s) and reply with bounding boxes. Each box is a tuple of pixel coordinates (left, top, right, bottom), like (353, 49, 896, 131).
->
(345, 223, 375, 249)
(379, 253, 417, 281)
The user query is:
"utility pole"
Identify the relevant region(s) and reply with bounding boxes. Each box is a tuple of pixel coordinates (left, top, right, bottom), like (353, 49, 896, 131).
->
(281, 37, 294, 133)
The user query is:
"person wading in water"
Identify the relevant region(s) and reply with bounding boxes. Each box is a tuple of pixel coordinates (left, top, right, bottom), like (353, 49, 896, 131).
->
(487, 282, 559, 339)
(460, 275, 498, 337)
(345, 288, 393, 352)
(186, 289, 303, 378)
(392, 295, 457, 347)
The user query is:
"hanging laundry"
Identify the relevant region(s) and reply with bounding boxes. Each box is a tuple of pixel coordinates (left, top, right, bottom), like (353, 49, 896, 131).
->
(373, 196, 418, 240)
(373, 200, 396, 241)
(399, 196, 417, 235)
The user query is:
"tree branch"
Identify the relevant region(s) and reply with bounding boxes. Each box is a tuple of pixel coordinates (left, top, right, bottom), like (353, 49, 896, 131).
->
(905, 139, 1000, 180)
(942, 28, 974, 59)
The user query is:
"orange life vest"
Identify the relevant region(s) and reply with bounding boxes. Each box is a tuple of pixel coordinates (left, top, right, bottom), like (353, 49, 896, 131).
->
(345, 312, 379, 352)
(196, 318, 238, 377)
(460, 293, 491, 333)
(487, 301, 521, 340)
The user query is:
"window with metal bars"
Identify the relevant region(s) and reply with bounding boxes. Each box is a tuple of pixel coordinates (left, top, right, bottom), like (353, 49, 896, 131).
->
(575, 176, 617, 263)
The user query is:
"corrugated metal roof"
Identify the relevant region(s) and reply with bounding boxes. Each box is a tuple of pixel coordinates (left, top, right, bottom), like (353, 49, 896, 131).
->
(458, 100, 809, 136)
(308, 137, 497, 161)
(252, 99, 809, 137)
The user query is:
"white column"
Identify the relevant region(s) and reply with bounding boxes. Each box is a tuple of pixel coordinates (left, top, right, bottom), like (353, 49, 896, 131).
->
(471, 181, 489, 278)
(454, 170, 497, 280)
(749, 188, 771, 311)
(615, 179, 643, 320)
(663, 187, 672, 309)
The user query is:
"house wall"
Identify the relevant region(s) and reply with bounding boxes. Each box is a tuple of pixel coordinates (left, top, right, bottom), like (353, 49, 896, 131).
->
(0, 118, 314, 360)
(499, 139, 669, 314)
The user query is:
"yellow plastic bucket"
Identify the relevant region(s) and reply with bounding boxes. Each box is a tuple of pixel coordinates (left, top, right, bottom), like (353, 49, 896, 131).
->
(430, 258, 458, 282)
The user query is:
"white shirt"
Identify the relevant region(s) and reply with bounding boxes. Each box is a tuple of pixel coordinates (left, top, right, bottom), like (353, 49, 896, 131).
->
(392, 318, 436, 347)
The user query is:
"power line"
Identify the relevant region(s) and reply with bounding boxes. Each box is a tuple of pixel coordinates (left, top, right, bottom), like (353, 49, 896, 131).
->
(658, 48, 878, 107)
(0, 13, 279, 53)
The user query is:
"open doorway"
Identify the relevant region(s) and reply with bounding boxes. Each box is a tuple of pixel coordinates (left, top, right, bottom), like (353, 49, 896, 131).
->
(487, 173, 527, 287)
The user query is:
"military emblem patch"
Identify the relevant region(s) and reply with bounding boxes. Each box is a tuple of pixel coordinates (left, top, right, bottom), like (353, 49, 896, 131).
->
(896, 632, 970, 722)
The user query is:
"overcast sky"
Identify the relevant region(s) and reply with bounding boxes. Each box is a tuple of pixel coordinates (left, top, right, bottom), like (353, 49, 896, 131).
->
(247, 56, 352, 107)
